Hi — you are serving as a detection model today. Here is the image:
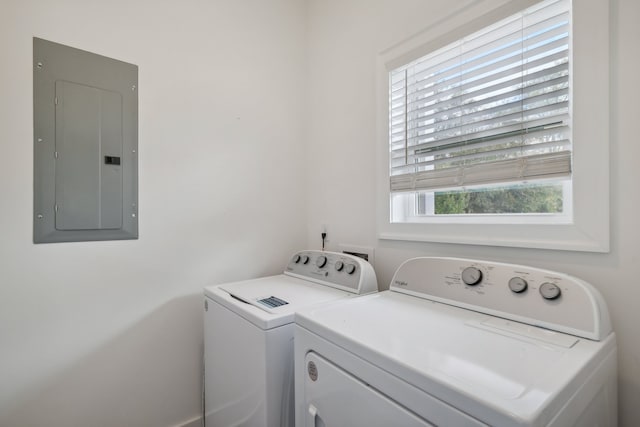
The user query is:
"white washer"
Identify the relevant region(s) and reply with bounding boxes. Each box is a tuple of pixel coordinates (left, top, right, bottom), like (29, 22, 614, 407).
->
(203, 250, 377, 427)
(294, 257, 617, 427)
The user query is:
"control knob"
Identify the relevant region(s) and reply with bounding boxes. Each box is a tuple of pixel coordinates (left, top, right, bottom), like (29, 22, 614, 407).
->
(539, 282, 561, 300)
(461, 267, 483, 286)
(316, 255, 327, 268)
(335, 261, 344, 272)
(508, 277, 528, 293)
(301, 255, 309, 264)
(345, 263, 357, 275)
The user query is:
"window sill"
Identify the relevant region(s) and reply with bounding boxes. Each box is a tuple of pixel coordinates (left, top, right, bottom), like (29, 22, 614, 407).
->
(378, 222, 609, 253)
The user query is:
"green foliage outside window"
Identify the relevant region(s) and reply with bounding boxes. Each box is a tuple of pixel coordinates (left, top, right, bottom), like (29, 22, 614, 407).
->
(434, 185, 563, 214)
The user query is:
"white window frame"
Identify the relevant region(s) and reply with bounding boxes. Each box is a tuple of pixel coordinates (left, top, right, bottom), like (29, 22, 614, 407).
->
(376, 0, 609, 252)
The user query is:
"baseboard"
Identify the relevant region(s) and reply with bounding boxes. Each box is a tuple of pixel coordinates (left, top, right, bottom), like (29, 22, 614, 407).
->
(174, 415, 202, 427)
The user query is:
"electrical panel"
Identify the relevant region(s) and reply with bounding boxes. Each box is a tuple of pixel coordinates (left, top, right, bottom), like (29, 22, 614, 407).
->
(33, 38, 138, 243)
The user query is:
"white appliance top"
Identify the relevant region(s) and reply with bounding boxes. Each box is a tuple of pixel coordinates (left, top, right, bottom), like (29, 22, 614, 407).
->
(390, 257, 612, 340)
(294, 257, 616, 425)
(203, 250, 377, 330)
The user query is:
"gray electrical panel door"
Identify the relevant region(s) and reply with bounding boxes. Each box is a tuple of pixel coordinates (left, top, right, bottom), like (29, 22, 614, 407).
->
(34, 38, 138, 243)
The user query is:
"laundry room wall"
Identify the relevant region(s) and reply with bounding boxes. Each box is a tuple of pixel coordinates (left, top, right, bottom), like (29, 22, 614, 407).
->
(305, 0, 640, 426)
(0, 1, 307, 426)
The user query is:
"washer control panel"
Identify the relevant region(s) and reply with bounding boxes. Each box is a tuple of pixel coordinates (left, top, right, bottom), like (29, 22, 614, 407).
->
(390, 257, 611, 341)
(285, 250, 378, 295)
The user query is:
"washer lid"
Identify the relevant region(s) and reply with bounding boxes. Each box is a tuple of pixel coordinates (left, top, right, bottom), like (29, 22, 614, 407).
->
(295, 291, 615, 426)
(204, 275, 354, 330)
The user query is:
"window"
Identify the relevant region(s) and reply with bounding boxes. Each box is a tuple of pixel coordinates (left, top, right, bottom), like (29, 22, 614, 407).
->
(391, 0, 570, 221)
(376, 0, 609, 252)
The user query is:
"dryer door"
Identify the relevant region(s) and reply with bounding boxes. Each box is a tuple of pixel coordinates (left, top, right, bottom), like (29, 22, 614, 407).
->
(303, 352, 433, 427)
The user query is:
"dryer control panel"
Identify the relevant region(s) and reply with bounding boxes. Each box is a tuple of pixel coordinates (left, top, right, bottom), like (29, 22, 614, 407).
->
(390, 257, 612, 341)
(285, 250, 378, 295)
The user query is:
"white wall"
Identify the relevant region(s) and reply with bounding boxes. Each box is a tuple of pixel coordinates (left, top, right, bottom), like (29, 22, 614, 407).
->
(305, 0, 640, 426)
(0, 0, 307, 426)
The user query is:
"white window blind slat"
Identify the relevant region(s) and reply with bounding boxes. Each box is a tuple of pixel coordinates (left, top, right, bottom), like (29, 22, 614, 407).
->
(394, 114, 570, 158)
(408, 11, 569, 94)
(392, 126, 570, 173)
(407, 40, 569, 124)
(409, 84, 569, 133)
(391, 119, 570, 157)
(389, 0, 571, 194)
(410, 70, 568, 121)
(390, 150, 571, 192)
(409, 50, 569, 114)
(406, 103, 569, 148)
(391, 139, 571, 174)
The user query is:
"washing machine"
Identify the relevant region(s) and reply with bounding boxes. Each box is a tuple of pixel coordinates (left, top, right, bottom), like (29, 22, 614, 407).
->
(294, 257, 617, 427)
(203, 250, 377, 427)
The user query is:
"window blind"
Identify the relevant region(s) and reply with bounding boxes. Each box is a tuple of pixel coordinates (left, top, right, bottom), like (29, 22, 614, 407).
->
(389, 0, 571, 193)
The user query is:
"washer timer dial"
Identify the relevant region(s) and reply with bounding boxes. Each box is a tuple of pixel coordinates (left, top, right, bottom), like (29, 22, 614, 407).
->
(461, 267, 483, 286)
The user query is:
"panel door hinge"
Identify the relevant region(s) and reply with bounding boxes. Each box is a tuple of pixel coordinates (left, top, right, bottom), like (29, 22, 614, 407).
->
(54, 97, 58, 105)
(54, 151, 58, 159)
(54, 204, 59, 213)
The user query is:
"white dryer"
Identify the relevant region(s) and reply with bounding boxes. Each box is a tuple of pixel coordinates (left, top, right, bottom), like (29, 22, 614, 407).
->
(294, 257, 617, 427)
(203, 250, 377, 427)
